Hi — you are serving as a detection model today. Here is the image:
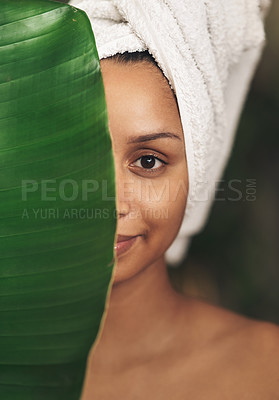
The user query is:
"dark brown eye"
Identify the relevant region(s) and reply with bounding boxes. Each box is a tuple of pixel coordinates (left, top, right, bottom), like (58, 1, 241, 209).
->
(140, 155, 156, 169)
(133, 155, 166, 170)
(131, 153, 167, 174)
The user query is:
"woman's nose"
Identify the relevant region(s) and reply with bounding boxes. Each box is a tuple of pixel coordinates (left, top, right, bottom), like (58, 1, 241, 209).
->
(115, 176, 134, 218)
(117, 201, 130, 218)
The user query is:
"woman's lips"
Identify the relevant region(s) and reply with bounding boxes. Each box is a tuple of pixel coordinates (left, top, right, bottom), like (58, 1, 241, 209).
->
(114, 235, 139, 257)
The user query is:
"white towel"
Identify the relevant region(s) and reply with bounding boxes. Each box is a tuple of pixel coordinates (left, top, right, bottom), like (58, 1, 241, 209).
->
(69, 0, 270, 265)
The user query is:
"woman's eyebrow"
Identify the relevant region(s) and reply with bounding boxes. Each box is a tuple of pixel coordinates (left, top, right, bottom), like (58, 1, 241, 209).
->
(127, 132, 182, 144)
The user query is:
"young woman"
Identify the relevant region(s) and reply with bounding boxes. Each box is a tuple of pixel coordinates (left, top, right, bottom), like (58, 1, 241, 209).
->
(67, 1, 279, 398)
(78, 51, 279, 399)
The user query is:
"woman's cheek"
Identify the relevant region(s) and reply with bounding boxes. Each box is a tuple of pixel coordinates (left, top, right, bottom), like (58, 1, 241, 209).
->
(168, 174, 188, 228)
(140, 178, 186, 231)
(137, 179, 171, 212)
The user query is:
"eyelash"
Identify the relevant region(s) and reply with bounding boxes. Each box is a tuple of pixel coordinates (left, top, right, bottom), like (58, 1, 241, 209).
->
(130, 153, 167, 173)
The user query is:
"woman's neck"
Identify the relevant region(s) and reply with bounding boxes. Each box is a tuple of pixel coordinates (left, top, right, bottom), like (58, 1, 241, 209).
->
(87, 256, 185, 372)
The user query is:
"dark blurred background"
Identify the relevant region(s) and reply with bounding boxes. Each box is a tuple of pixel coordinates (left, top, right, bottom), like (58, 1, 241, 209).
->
(169, 1, 279, 325)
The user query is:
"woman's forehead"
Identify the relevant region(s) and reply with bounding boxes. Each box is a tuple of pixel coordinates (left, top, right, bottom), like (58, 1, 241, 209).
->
(100, 59, 183, 140)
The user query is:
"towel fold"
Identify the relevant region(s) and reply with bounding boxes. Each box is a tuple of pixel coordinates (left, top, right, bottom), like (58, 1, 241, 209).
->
(69, 0, 270, 265)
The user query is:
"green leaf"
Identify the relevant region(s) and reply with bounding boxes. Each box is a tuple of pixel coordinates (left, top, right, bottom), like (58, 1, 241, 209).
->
(0, 1, 116, 399)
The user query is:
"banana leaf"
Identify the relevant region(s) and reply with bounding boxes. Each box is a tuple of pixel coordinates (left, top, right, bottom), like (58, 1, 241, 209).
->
(0, 1, 116, 399)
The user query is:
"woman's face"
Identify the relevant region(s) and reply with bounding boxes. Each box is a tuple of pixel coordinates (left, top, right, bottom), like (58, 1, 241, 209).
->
(100, 59, 188, 284)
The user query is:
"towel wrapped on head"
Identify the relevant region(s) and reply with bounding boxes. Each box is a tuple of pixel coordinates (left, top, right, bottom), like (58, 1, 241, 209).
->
(69, 0, 271, 265)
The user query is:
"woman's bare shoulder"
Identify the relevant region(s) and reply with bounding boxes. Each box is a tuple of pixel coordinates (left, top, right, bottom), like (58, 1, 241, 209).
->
(195, 301, 279, 366)
(235, 316, 279, 373)
(182, 298, 279, 394)
(187, 297, 279, 352)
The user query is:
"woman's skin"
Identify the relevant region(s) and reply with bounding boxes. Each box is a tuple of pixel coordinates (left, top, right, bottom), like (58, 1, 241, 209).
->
(80, 59, 279, 400)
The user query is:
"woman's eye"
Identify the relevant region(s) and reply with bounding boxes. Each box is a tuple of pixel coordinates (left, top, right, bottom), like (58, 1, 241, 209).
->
(132, 155, 166, 170)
